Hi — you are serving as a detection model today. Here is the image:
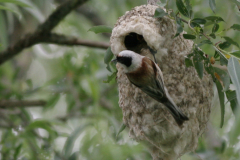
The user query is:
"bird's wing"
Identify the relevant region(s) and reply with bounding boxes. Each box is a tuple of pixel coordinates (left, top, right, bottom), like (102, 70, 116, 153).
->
(155, 64, 166, 95)
(141, 85, 164, 100)
(127, 72, 164, 99)
(128, 78, 142, 88)
(139, 60, 166, 100)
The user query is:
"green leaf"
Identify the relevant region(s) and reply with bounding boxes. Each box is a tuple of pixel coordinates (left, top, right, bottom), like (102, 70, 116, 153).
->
(216, 80, 225, 128)
(88, 78, 99, 101)
(193, 53, 203, 79)
(228, 57, 240, 145)
(228, 57, 240, 107)
(183, 34, 196, 39)
(229, 112, 240, 145)
(204, 60, 215, 79)
(13, 144, 22, 160)
(62, 124, 91, 158)
(45, 94, 60, 110)
(205, 16, 224, 22)
(154, 8, 168, 18)
(185, 57, 193, 67)
(110, 59, 117, 71)
(205, 21, 216, 27)
(103, 71, 117, 83)
(197, 40, 212, 47)
(214, 41, 232, 59)
(88, 25, 112, 34)
(212, 23, 219, 33)
(0, 0, 31, 7)
(26, 120, 57, 138)
(104, 47, 114, 72)
(116, 123, 126, 138)
(209, 0, 216, 13)
(191, 18, 207, 24)
(220, 140, 226, 153)
(230, 24, 240, 31)
(220, 56, 228, 66)
(175, 17, 183, 37)
(213, 46, 228, 65)
(214, 67, 230, 91)
(185, 0, 193, 18)
(226, 90, 238, 115)
(219, 41, 231, 49)
(26, 79, 33, 89)
(195, 48, 207, 60)
(176, 0, 189, 18)
(190, 21, 203, 29)
(174, 34, 180, 38)
(209, 33, 216, 39)
(214, 52, 220, 58)
(0, 5, 19, 15)
(229, 0, 240, 9)
(187, 52, 194, 58)
(223, 36, 239, 48)
(26, 120, 51, 130)
(228, 50, 240, 60)
(69, 152, 78, 160)
(20, 108, 31, 121)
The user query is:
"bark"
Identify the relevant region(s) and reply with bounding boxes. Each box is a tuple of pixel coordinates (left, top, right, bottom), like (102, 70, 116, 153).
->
(0, 100, 46, 108)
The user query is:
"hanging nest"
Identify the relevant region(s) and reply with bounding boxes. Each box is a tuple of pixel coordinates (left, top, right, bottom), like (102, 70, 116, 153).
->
(110, 5, 213, 160)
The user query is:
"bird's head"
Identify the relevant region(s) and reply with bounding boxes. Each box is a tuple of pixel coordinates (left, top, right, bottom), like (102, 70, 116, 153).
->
(112, 50, 144, 73)
(113, 50, 144, 73)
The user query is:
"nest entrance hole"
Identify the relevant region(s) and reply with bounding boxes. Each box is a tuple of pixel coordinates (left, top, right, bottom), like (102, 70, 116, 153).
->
(124, 32, 148, 54)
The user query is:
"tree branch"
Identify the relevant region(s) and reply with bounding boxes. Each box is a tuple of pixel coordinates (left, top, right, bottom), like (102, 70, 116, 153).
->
(0, 33, 39, 65)
(0, 0, 91, 65)
(41, 33, 109, 49)
(37, 0, 88, 33)
(0, 100, 46, 108)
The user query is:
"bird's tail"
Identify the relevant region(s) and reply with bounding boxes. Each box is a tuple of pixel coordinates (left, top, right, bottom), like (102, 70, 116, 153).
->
(163, 100, 189, 127)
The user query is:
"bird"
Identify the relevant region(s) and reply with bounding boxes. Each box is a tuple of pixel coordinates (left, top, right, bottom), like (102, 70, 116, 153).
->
(113, 50, 189, 126)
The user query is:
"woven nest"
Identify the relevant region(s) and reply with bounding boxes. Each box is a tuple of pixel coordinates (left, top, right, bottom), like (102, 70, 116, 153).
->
(110, 5, 213, 160)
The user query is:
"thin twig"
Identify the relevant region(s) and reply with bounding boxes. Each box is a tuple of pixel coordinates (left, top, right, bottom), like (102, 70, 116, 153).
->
(201, 32, 211, 41)
(41, 33, 109, 49)
(57, 113, 97, 122)
(0, 109, 21, 114)
(0, 100, 46, 108)
(178, 17, 212, 41)
(178, 17, 188, 23)
(0, 123, 13, 129)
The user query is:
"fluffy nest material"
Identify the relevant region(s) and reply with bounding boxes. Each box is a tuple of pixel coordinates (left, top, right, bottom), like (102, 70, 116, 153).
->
(110, 5, 213, 160)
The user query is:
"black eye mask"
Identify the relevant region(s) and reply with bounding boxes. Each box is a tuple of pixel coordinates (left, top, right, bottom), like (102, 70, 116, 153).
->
(117, 56, 132, 67)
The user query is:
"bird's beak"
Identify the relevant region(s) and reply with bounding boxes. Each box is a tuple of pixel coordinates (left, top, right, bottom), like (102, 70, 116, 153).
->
(111, 58, 117, 64)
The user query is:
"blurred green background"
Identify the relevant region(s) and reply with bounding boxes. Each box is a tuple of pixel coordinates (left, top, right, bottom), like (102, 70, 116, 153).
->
(0, 0, 240, 160)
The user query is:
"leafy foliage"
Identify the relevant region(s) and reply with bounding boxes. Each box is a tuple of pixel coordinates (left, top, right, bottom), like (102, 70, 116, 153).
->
(154, 1, 240, 158)
(154, 8, 168, 18)
(0, 0, 240, 160)
(155, 0, 240, 129)
(209, 0, 216, 13)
